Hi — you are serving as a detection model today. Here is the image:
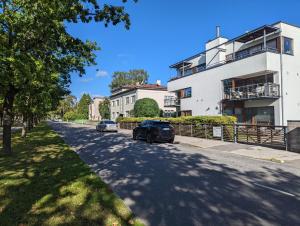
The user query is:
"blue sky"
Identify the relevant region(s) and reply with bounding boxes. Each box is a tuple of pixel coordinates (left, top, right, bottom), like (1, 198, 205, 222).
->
(67, 0, 300, 100)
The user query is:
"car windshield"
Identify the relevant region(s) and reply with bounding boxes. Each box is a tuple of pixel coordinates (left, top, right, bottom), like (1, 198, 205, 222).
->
(152, 121, 171, 127)
(102, 121, 115, 124)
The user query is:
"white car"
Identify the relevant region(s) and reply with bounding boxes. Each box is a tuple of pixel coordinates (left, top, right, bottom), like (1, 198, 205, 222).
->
(96, 120, 118, 132)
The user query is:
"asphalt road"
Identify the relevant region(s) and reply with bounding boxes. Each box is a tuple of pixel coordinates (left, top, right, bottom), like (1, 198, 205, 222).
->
(49, 122, 300, 226)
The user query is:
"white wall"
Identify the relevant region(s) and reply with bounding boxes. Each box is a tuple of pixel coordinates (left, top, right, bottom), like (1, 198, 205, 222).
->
(89, 97, 105, 121)
(168, 51, 281, 116)
(276, 23, 300, 125)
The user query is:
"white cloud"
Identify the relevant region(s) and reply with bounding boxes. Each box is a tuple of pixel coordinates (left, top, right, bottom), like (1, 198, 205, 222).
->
(80, 78, 94, 83)
(96, 70, 109, 77)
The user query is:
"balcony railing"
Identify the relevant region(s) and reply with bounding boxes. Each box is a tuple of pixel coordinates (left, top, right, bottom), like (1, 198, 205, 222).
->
(170, 47, 279, 82)
(224, 83, 280, 101)
(164, 97, 180, 107)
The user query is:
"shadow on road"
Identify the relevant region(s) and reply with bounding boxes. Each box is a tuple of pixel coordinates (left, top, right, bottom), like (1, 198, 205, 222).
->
(50, 122, 300, 226)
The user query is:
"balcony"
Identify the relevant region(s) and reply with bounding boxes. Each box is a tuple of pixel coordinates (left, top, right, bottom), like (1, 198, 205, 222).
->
(170, 47, 280, 82)
(164, 97, 180, 107)
(223, 83, 280, 101)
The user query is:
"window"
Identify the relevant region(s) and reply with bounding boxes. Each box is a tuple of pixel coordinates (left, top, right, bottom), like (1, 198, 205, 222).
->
(184, 87, 192, 98)
(181, 110, 192, 116)
(112, 101, 115, 107)
(125, 111, 130, 117)
(126, 97, 130, 105)
(283, 37, 293, 55)
(116, 100, 120, 106)
(112, 112, 115, 118)
(131, 95, 136, 104)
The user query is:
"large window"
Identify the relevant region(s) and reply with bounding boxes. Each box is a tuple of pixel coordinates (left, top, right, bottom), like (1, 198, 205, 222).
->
(283, 37, 293, 55)
(126, 97, 130, 105)
(116, 100, 120, 106)
(131, 95, 136, 104)
(184, 87, 192, 98)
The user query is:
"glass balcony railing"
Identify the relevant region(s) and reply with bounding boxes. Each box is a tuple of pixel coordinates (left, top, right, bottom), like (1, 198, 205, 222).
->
(223, 83, 280, 101)
(164, 97, 180, 107)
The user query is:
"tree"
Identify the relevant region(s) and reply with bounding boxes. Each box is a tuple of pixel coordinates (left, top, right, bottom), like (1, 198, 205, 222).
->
(98, 98, 110, 119)
(110, 69, 149, 91)
(56, 95, 77, 119)
(77, 94, 92, 119)
(0, 0, 136, 154)
(133, 98, 160, 117)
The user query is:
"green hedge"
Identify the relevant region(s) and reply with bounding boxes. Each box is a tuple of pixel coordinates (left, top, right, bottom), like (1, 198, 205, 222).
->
(117, 116, 237, 125)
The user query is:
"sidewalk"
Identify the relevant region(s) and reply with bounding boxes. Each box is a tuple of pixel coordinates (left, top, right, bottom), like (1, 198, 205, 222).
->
(120, 129, 300, 163)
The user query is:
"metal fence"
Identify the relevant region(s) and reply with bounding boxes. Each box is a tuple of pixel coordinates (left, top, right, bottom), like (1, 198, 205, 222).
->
(119, 122, 287, 149)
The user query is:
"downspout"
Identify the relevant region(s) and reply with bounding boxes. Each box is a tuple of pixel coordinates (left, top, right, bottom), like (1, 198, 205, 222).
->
(279, 35, 285, 125)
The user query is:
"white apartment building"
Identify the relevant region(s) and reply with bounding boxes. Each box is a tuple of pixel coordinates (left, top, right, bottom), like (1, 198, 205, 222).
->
(88, 97, 105, 121)
(110, 82, 176, 121)
(167, 21, 300, 125)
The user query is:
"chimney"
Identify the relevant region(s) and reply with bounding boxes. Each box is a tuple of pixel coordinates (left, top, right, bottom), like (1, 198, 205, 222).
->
(216, 26, 220, 38)
(156, 80, 161, 86)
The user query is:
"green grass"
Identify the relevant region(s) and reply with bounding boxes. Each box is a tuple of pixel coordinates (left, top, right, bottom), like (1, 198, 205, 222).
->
(0, 123, 143, 226)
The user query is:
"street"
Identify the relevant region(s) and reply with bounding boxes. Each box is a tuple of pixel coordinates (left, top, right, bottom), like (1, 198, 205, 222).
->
(50, 122, 300, 226)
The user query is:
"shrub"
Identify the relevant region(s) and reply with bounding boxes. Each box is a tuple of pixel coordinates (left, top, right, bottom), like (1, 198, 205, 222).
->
(117, 115, 237, 125)
(63, 111, 86, 121)
(133, 98, 160, 117)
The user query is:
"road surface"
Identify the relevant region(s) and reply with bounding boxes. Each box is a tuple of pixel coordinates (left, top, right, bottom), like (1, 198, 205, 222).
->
(50, 122, 300, 226)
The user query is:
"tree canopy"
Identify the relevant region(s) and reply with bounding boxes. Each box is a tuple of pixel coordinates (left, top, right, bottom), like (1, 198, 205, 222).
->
(133, 98, 160, 117)
(98, 98, 110, 119)
(109, 69, 149, 91)
(0, 0, 137, 154)
(77, 94, 92, 119)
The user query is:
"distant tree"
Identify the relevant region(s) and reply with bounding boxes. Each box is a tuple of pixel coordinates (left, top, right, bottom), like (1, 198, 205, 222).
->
(56, 95, 77, 119)
(110, 69, 148, 91)
(133, 98, 160, 117)
(77, 94, 92, 119)
(98, 98, 110, 120)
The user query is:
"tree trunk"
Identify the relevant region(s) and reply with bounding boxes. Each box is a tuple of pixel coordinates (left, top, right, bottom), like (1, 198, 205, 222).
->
(2, 86, 16, 155)
(21, 114, 27, 138)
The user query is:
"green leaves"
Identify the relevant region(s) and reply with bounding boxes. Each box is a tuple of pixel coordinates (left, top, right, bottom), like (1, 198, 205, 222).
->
(133, 98, 160, 117)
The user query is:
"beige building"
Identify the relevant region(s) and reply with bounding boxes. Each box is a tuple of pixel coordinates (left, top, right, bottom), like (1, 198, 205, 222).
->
(110, 82, 176, 121)
(89, 97, 105, 121)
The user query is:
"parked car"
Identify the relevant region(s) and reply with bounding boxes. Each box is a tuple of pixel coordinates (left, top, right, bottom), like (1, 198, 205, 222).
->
(133, 120, 175, 144)
(96, 120, 118, 132)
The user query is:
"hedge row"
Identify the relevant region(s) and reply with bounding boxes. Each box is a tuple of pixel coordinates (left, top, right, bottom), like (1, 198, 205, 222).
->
(117, 116, 237, 125)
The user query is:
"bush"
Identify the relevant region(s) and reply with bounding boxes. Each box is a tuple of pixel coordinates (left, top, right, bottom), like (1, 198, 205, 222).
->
(63, 111, 86, 121)
(117, 115, 237, 125)
(133, 98, 160, 117)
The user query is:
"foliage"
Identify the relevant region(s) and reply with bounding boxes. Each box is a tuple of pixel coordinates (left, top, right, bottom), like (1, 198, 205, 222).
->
(133, 98, 160, 117)
(77, 93, 92, 119)
(117, 115, 237, 125)
(0, 123, 143, 226)
(63, 111, 85, 121)
(110, 69, 149, 91)
(56, 95, 77, 119)
(0, 0, 137, 153)
(98, 98, 110, 120)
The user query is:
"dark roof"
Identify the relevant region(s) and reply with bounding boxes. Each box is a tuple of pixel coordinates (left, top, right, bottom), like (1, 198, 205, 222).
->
(235, 25, 278, 43)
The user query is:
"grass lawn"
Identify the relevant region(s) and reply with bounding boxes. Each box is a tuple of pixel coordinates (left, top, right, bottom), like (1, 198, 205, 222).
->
(0, 123, 143, 226)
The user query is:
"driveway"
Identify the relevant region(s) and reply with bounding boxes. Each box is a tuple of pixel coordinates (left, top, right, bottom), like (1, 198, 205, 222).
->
(50, 122, 300, 226)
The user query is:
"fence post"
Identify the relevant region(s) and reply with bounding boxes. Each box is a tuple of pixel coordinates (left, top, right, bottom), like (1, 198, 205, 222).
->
(284, 126, 288, 151)
(234, 124, 237, 143)
(221, 125, 224, 141)
(204, 124, 207, 139)
(179, 124, 181, 136)
(257, 126, 261, 144)
(190, 124, 193, 137)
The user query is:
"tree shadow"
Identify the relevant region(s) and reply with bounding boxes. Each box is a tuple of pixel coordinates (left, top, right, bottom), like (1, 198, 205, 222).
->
(50, 122, 300, 226)
(0, 124, 139, 226)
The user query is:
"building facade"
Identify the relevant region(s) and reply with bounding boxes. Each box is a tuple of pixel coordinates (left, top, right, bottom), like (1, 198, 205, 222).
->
(167, 22, 300, 125)
(89, 97, 105, 121)
(110, 83, 176, 121)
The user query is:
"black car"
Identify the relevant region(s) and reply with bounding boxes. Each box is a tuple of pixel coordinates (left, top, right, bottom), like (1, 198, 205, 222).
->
(133, 120, 175, 144)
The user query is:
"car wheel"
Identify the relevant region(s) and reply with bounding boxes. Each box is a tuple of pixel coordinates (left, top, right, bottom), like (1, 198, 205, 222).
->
(146, 133, 153, 144)
(169, 138, 174, 144)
